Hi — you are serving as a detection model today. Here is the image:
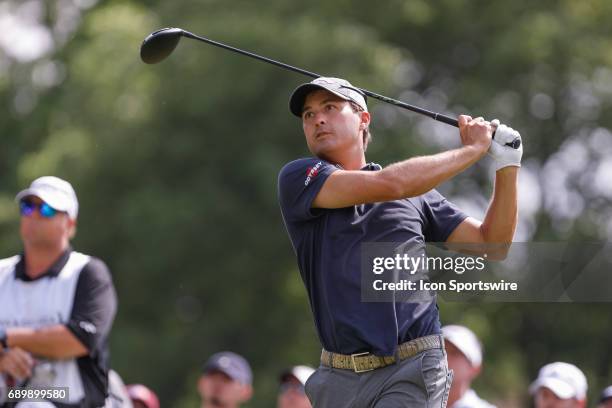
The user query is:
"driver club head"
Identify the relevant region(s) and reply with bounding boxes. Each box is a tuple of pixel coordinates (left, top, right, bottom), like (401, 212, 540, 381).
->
(140, 27, 184, 64)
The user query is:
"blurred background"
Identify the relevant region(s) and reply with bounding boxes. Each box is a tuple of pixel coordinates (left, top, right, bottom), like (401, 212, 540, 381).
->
(1, 0, 611, 406)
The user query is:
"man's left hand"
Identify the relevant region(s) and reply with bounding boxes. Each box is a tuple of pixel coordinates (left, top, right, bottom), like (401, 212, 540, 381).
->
(489, 119, 523, 171)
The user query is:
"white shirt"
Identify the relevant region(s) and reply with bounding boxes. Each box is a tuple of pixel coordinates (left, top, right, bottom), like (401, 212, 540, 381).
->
(0, 250, 117, 406)
(452, 389, 497, 408)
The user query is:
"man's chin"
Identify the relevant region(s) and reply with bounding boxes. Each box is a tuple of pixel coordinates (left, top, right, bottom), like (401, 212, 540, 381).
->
(204, 397, 228, 408)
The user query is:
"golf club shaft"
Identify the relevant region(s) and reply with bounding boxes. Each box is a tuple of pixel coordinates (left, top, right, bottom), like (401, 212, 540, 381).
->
(181, 30, 459, 128)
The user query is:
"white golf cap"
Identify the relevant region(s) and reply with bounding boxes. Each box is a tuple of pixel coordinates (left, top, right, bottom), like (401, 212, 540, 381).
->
(600, 385, 612, 403)
(15, 176, 79, 219)
(280, 365, 315, 386)
(441, 325, 483, 367)
(529, 362, 588, 400)
(289, 77, 368, 117)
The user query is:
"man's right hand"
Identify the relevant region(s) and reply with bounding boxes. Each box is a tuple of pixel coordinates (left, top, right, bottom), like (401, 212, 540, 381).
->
(458, 115, 493, 156)
(0, 347, 34, 381)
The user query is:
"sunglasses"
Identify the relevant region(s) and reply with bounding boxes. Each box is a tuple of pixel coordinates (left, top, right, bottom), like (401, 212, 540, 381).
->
(19, 199, 60, 218)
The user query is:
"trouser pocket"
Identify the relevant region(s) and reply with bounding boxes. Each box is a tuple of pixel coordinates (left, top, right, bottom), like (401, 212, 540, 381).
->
(440, 369, 454, 408)
(419, 348, 445, 400)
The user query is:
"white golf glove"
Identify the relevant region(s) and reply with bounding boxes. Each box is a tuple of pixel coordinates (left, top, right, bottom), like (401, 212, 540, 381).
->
(489, 119, 523, 171)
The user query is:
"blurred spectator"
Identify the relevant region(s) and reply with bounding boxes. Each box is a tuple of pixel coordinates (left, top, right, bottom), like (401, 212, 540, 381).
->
(529, 362, 587, 408)
(442, 325, 496, 408)
(126, 384, 160, 408)
(598, 385, 612, 408)
(105, 369, 133, 408)
(277, 365, 315, 408)
(0, 176, 117, 406)
(197, 351, 253, 408)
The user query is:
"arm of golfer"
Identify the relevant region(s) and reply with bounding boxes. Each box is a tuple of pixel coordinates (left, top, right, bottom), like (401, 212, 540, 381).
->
(447, 167, 518, 247)
(312, 115, 491, 209)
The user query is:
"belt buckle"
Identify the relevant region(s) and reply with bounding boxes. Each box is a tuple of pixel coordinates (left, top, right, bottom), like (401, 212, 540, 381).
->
(351, 352, 374, 373)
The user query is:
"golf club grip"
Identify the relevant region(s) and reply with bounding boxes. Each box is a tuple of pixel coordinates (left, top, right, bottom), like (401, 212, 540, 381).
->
(358, 88, 459, 126)
(432, 116, 504, 144)
(433, 114, 459, 127)
(360, 89, 507, 143)
(423, 116, 505, 144)
(424, 113, 503, 143)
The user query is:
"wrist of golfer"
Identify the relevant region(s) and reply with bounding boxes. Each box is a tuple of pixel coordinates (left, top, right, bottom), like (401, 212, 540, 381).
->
(463, 142, 490, 160)
(495, 165, 520, 176)
(492, 147, 522, 171)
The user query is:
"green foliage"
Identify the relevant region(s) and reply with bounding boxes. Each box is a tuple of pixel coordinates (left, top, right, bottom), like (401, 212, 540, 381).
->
(2, 0, 612, 406)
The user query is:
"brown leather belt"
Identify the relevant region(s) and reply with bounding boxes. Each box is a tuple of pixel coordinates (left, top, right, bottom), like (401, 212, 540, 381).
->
(320, 335, 443, 373)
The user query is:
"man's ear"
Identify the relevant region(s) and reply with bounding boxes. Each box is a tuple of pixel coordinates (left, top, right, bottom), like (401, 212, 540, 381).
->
(238, 384, 253, 402)
(67, 218, 77, 239)
(197, 376, 206, 397)
(360, 111, 371, 128)
(469, 364, 482, 381)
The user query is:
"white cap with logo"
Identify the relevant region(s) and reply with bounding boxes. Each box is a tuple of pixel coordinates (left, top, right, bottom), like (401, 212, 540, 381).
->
(441, 325, 483, 367)
(529, 362, 588, 400)
(16, 176, 79, 219)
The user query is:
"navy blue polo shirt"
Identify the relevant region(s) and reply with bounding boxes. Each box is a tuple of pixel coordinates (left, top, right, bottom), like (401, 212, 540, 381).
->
(278, 157, 468, 356)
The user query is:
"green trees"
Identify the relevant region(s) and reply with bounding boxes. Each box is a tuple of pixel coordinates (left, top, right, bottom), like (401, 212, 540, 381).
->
(2, 1, 611, 405)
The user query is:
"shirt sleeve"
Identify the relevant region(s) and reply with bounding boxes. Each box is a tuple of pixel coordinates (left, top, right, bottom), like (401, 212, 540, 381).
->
(65, 257, 118, 353)
(277, 157, 338, 222)
(422, 189, 468, 242)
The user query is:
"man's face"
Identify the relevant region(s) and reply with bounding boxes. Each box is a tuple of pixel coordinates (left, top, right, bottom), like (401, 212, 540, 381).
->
(198, 370, 252, 408)
(19, 195, 75, 249)
(445, 341, 480, 404)
(534, 387, 582, 408)
(445, 341, 478, 383)
(277, 376, 311, 408)
(599, 400, 612, 408)
(301, 89, 369, 161)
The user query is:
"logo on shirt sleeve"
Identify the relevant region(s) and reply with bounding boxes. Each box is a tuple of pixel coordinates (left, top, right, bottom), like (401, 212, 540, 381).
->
(79, 321, 97, 334)
(305, 161, 323, 186)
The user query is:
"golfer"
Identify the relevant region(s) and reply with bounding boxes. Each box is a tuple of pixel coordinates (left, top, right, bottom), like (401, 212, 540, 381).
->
(277, 77, 521, 407)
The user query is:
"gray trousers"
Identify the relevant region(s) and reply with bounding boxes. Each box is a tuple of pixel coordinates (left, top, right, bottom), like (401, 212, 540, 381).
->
(305, 345, 453, 408)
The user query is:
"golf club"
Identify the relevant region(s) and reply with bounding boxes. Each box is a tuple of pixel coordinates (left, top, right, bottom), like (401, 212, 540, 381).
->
(140, 27, 520, 148)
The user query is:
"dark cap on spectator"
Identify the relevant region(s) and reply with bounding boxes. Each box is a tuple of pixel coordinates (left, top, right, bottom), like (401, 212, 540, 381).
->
(202, 351, 252, 385)
(601, 385, 612, 403)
